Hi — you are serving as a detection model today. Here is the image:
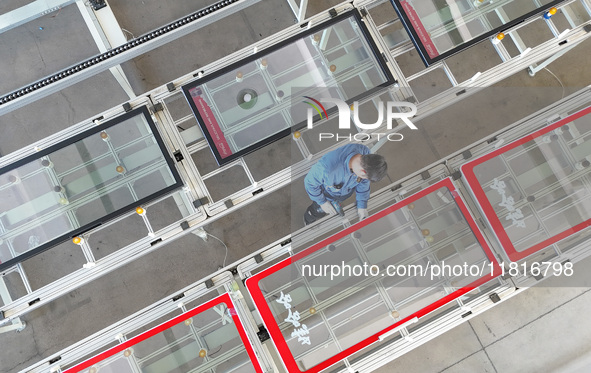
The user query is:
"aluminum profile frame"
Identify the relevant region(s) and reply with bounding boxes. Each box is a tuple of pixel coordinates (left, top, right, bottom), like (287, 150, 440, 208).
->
(0, 105, 184, 272)
(389, 0, 568, 66)
(461, 105, 591, 262)
(0, 0, 262, 117)
(2, 0, 591, 342)
(23, 272, 272, 373)
(180, 9, 396, 166)
(21, 88, 591, 373)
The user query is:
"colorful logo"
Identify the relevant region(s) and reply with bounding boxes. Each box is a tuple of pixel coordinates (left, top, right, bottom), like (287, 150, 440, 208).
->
(302, 96, 328, 120)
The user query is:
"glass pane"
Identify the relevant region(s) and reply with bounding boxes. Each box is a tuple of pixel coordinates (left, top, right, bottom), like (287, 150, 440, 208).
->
(0, 107, 182, 270)
(67, 295, 262, 373)
(248, 179, 499, 373)
(392, 0, 564, 64)
(462, 106, 591, 261)
(182, 11, 394, 166)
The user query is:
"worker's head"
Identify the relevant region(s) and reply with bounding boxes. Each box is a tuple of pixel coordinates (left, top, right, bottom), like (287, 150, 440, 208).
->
(352, 154, 388, 182)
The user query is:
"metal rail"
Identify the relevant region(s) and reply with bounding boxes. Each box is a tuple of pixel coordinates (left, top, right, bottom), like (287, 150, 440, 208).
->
(0, 0, 261, 116)
(17, 86, 591, 373)
(1, 3, 591, 373)
(2, 0, 591, 330)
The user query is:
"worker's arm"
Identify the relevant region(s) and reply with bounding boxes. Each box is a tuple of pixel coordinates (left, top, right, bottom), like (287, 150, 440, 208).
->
(304, 163, 328, 206)
(355, 180, 370, 209)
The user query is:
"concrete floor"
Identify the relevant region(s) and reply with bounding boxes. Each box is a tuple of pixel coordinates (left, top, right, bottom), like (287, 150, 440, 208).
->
(0, 0, 590, 372)
(373, 255, 591, 373)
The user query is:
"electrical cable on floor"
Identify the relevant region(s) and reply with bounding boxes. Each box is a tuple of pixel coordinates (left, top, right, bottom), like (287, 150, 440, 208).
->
(544, 67, 566, 99)
(207, 233, 228, 268)
(121, 28, 136, 41)
(386, 173, 393, 185)
(50, 7, 63, 18)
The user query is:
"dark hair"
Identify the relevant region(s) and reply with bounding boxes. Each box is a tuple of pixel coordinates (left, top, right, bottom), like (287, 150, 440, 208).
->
(361, 154, 388, 182)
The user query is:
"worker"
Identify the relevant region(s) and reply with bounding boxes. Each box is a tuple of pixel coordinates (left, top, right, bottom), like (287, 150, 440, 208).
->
(303, 143, 388, 225)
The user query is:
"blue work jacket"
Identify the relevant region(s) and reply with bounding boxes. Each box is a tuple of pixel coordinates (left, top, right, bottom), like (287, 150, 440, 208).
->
(304, 144, 371, 209)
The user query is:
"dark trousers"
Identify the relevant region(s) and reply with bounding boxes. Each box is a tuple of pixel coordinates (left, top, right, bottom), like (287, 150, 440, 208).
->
(303, 189, 354, 225)
(303, 201, 327, 225)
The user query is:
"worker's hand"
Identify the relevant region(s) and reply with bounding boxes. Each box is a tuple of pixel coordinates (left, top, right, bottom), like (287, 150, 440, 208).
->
(320, 202, 338, 216)
(358, 208, 368, 220)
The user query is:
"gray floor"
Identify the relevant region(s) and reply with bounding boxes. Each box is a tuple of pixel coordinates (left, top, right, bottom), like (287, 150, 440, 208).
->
(0, 0, 590, 372)
(373, 255, 591, 373)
